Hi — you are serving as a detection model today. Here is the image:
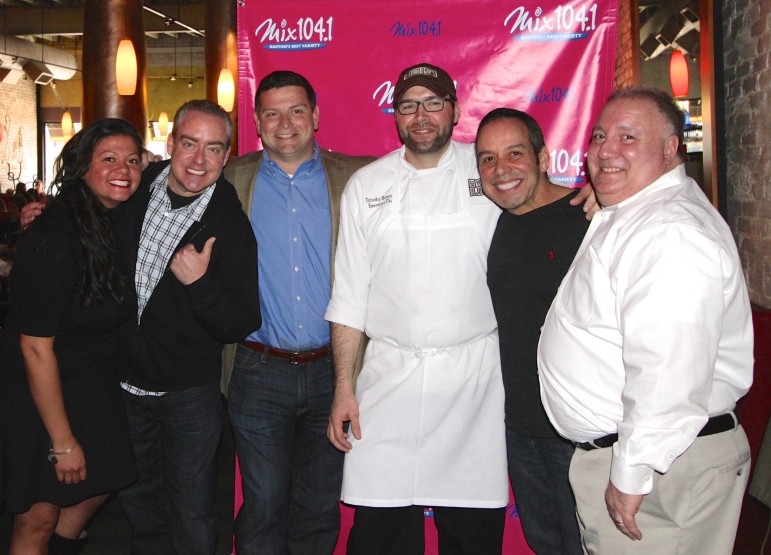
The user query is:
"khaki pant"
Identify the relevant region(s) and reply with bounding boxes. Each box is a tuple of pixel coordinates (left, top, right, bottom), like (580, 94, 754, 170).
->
(569, 426, 750, 555)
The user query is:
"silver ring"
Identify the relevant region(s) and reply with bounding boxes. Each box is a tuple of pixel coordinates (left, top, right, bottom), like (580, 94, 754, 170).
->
(615, 520, 624, 524)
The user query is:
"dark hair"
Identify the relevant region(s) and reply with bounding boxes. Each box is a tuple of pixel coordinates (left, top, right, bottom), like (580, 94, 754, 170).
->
(475, 107, 547, 157)
(48, 118, 143, 307)
(173, 99, 234, 149)
(254, 71, 316, 112)
(607, 86, 685, 160)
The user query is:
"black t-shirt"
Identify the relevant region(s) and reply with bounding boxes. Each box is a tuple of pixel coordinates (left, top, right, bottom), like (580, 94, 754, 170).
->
(487, 189, 589, 437)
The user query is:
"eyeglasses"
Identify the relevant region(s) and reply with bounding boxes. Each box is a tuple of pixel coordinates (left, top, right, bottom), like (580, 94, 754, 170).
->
(395, 97, 453, 115)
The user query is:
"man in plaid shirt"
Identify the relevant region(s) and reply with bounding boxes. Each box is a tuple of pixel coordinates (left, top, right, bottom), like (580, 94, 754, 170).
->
(114, 100, 261, 555)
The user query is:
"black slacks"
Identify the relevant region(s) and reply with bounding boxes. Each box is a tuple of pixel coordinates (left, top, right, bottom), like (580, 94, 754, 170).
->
(347, 504, 505, 555)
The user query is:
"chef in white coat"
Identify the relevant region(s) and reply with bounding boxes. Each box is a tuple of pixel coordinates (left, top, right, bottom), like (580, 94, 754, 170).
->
(326, 63, 509, 554)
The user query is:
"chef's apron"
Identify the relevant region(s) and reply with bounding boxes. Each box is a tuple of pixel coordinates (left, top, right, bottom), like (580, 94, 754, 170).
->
(341, 149, 508, 508)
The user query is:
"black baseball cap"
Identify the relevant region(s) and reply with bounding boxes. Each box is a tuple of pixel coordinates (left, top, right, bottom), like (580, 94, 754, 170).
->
(394, 63, 457, 103)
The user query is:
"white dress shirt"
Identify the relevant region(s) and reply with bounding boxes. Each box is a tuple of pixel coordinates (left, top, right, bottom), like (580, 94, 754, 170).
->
(538, 164, 753, 495)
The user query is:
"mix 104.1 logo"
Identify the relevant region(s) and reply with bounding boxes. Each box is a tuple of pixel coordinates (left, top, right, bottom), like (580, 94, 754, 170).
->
(505, 3, 600, 42)
(255, 17, 334, 50)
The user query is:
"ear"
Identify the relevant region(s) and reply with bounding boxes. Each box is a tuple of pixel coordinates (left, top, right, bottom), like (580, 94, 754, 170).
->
(452, 102, 460, 125)
(254, 110, 261, 136)
(312, 105, 320, 132)
(663, 134, 679, 163)
(165, 133, 174, 156)
(538, 146, 550, 173)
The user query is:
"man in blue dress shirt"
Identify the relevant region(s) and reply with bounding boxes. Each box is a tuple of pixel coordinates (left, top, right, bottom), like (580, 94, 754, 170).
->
(222, 70, 374, 554)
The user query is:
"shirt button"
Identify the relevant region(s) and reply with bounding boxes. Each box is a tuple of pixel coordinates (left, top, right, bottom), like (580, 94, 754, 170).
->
(296, 296, 302, 301)
(293, 237, 298, 242)
(298, 324, 304, 329)
(644, 476, 651, 482)
(294, 266, 299, 272)
(291, 208, 297, 213)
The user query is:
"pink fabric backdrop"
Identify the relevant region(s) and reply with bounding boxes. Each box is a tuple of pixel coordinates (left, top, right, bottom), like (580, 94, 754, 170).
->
(236, 0, 618, 185)
(232, 0, 618, 552)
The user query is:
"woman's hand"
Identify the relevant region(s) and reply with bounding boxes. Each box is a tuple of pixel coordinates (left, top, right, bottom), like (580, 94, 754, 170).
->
(52, 440, 87, 484)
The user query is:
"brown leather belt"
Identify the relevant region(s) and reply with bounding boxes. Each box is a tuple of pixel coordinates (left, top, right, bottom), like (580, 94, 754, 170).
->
(239, 340, 329, 364)
(575, 412, 739, 451)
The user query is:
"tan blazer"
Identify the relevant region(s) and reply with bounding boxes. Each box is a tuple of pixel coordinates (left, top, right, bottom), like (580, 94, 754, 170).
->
(220, 148, 376, 395)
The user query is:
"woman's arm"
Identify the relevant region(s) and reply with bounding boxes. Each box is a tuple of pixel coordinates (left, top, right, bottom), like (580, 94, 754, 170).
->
(20, 334, 87, 484)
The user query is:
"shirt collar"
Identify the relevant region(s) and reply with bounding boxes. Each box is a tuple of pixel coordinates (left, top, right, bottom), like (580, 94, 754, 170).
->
(263, 141, 320, 178)
(602, 164, 687, 212)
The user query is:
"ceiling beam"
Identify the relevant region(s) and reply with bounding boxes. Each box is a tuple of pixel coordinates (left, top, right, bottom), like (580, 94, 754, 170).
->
(0, 5, 205, 36)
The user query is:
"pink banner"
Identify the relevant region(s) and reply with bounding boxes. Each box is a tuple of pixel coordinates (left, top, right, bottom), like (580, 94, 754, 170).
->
(237, 0, 618, 186)
(233, 1, 618, 552)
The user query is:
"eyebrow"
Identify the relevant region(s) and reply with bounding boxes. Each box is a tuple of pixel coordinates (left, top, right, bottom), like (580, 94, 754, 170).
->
(261, 103, 309, 112)
(476, 142, 528, 157)
(179, 134, 226, 148)
(397, 95, 443, 102)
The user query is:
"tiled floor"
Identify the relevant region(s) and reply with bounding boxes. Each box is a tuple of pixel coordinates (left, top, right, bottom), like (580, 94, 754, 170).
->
(0, 399, 236, 555)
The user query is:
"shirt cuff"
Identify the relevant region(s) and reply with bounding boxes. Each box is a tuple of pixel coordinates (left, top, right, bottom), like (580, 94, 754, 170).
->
(325, 298, 367, 331)
(610, 443, 654, 495)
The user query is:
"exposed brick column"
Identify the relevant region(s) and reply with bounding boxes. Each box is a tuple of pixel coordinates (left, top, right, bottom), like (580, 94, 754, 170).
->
(615, 0, 639, 89)
(723, 0, 771, 308)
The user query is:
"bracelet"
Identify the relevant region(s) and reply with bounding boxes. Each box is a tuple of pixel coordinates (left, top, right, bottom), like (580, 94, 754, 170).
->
(48, 439, 78, 465)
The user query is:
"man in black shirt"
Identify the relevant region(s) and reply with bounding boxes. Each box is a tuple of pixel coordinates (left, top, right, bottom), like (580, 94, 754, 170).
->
(476, 108, 588, 554)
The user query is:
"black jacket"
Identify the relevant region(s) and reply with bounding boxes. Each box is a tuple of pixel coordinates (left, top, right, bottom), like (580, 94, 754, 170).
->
(116, 161, 261, 391)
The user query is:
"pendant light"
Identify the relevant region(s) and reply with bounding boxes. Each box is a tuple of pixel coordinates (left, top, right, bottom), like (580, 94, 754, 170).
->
(61, 110, 73, 139)
(669, 49, 689, 98)
(158, 111, 169, 137)
(218, 68, 235, 112)
(115, 39, 138, 95)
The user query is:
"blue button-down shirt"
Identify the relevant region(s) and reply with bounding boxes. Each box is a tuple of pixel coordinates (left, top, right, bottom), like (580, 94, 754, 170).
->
(246, 143, 332, 351)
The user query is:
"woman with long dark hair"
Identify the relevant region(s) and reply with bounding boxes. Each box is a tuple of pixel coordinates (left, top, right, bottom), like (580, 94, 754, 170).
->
(1, 119, 143, 554)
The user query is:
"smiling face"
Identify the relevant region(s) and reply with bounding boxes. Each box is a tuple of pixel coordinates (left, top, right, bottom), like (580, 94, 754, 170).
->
(83, 135, 142, 208)
(395, 85, 459, 169)
(587, 98, 680, 206)
(166, 110, 231, 197)
(476, 117, 551, 215)
(255, 85, 318, 174)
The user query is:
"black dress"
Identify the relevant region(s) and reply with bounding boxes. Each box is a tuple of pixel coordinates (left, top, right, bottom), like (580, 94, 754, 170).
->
(0, 205, 137, 513)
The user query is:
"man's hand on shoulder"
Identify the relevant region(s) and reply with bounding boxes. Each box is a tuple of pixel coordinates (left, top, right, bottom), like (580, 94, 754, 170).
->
(605, 481, 644, 541)
(571, 183, 599, 219)
(20, 201, 45, 231)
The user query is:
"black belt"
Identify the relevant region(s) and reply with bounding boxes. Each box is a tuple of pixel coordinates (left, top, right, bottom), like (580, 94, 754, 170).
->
(575, 412, 739, 451)
(239, 340, 329, 364)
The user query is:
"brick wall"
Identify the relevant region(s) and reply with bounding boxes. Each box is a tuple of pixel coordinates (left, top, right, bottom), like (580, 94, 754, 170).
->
(0, 75, 38, 195)
(615, 0, 639, 89)
(723, 0, 771, 308)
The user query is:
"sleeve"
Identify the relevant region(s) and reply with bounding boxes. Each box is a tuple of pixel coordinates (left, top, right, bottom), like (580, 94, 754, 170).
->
(609, 223, 725, 495)
(325, 176, 370, 331)
(183, 209, 262, 343)
(13, 215, 80, 337)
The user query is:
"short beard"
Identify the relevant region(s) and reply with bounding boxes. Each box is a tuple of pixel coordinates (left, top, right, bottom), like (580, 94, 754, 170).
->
(399, 126, 452, 155)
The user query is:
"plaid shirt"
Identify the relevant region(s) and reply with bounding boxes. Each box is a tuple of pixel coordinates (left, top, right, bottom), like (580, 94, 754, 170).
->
(135, 166, 215, 321)
(123, 167, 216, 396)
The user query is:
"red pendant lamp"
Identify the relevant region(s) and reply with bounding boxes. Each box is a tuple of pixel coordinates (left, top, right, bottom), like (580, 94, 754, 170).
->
(669, 50, 689, 98)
